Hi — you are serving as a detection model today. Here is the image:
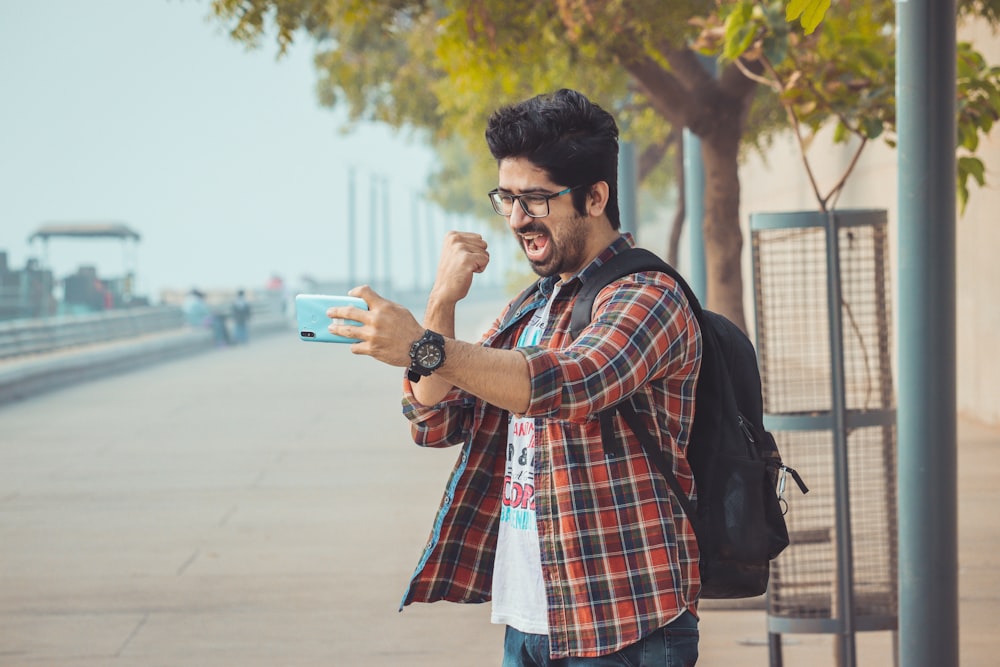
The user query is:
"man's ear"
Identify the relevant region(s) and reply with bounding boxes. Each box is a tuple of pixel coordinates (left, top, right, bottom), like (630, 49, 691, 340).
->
(586, 181, 610, 217)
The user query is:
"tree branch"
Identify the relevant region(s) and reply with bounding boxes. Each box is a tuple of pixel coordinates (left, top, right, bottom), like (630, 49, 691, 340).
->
(824, 137, 868, 209)
(668, 129, 685, 266)
(661, 46, 718, 89)
(617, 51, 696, 129)
(637, 138, 671, 182)
(756, 55, 827, 209)
(717, 57, 764, 100)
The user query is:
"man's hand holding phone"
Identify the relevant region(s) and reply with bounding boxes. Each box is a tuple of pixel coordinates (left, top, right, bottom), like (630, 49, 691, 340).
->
(295, 294, 369, 343)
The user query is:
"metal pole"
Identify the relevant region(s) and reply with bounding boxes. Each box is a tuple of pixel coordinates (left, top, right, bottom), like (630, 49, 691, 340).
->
(618, 141, 639, 240)
(425, 202, 437, 289)
(348, 167, 357, 288)
(825, 211, 857, 666)
(382, 177, 392, 291)
(370, 173, 378, 285)
(896, 2, 958, 666)
(411, 192, 422, 291)
(682, 54, 714, 303)
(683, 129, 707, 302)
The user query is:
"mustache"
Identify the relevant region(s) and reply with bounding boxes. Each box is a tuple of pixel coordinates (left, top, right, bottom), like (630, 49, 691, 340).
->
(517, 222, 549, 236)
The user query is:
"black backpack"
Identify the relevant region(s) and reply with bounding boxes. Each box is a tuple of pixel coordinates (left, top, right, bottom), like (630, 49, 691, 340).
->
(507, 247, 808, 599)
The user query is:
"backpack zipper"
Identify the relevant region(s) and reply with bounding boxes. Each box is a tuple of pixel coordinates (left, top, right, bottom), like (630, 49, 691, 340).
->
(737, 414, 754, 443)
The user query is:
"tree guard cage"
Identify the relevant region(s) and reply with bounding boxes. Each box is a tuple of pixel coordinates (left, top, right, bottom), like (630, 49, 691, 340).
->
(750, 210, 898, 667)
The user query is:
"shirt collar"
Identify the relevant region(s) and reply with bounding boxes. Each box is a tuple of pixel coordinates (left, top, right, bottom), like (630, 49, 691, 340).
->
(535, 233, 636, 297)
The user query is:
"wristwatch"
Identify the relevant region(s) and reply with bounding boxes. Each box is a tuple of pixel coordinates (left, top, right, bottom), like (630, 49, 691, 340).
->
(408, 329, 446, 383)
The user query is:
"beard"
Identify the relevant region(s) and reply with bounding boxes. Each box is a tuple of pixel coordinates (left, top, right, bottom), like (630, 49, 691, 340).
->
(519, 213, 590, 278)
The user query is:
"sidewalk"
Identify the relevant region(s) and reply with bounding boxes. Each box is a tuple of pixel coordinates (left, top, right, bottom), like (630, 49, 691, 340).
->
(699, 417, 1000, 667)
(0, 319, 997, 665)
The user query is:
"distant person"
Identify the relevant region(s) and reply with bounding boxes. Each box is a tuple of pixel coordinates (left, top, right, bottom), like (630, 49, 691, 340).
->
(210, 307, 231, 347)
(266, 273, 288, 315)
(231, 289, 251, 344)
(182, 289, 211, 329)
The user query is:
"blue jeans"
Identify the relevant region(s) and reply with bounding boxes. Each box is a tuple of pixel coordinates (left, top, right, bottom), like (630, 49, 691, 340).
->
(502, 611, 699, 667)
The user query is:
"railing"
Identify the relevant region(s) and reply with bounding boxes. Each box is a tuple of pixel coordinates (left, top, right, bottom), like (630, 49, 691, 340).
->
(0, 307, 188, 360)
(0, 301, 287, 361)
(0, 302, 290, 406)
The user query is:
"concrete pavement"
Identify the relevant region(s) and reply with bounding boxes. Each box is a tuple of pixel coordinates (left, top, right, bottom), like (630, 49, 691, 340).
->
(0, 299, 997, 666)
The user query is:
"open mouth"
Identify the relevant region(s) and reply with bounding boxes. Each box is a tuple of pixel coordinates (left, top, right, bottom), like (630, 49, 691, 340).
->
(520, 231, 550, 261)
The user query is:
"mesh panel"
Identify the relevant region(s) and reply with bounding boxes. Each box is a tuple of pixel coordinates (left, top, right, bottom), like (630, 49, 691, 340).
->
(752, 213, 897, 622)
(768, 426, 898, 619)
(754, 227, 832, 414)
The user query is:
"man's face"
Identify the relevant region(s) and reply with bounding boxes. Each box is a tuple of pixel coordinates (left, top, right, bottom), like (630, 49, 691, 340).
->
(497, 157, 589, 279)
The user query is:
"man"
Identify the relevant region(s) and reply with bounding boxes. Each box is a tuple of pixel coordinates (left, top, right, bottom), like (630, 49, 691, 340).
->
(328, 89, 702, 666)
(231, 289, 251, 344)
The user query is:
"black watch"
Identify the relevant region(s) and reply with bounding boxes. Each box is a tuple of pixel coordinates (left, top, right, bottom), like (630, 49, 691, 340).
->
(408, 329, 446, 383)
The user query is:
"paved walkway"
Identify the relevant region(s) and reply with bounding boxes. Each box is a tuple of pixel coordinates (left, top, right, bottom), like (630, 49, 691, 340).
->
(1, 302, 997, 666)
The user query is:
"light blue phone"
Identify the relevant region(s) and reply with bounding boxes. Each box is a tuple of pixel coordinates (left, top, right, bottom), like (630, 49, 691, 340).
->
(295, 294, 368, 343)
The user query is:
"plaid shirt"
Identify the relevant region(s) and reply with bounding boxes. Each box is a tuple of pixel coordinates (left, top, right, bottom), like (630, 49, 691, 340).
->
(399, 235, 702, 658)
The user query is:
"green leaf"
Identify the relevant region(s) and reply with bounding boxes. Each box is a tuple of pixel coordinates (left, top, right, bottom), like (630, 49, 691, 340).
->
(959, 156, 987, 186)
(786, 0, 832, 34)
(832, 121, 848, 143)
(958, 156, 986, 216)
(958, 175, 970, 215)
(860, 116, 884, 140)
(724, 2, 757, 60)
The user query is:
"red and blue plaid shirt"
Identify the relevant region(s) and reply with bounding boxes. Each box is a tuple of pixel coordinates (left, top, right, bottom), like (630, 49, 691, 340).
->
(399, 235, 702, 658)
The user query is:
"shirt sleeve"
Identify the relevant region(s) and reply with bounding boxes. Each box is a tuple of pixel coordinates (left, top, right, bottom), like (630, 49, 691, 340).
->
(399, 306, 511, 448)
(400, 375, 479, 449)
(518, 273, 699, 422)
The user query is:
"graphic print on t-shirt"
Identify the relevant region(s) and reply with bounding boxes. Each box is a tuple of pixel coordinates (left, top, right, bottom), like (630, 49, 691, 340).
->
(503, 416, 536, 528)
(491, 287, 559, 635)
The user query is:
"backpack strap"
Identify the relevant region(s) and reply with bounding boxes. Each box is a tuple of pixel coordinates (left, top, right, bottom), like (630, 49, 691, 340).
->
(507, 248, 703, 528)
(617, 401, 702, 540)
(570, 247, 704, 340)
(574, 248, 703, 528)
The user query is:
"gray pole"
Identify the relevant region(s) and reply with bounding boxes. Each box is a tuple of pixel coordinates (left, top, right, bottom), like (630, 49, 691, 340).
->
(347, 167, 357, 288)
(370, 173, 378, 285)
(382, 177, 391, 291)
(683, 130, 707, 302)
(682, 54, 714, 303)
(618, 141, 639, 240)
(411, 192, 422, 290)
(824, 212, 858, 666)
(896, 1, 958, 665)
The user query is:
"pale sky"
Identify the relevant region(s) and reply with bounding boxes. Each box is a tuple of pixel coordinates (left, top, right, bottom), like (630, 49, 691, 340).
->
(0, 0, 510, 301)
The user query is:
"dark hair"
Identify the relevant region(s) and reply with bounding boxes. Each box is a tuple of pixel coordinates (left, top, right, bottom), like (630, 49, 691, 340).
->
(485, 89, 621, 229)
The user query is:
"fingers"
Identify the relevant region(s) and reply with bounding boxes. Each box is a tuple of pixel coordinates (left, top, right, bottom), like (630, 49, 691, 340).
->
(447, 230, 488, 249)
(348, 284, 381, 304)
(326, 285, 379, 323)
(433, 232, 491, 301)
(446, 231, 490, 270)
(326, 291, 372, 346)
(324, 287, 422, 367)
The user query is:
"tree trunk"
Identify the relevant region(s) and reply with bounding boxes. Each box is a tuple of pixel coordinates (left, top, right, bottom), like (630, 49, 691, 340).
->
(667, 131, 685, 267)
(621, 52, 758, 333)
(701, 115, 747, 333)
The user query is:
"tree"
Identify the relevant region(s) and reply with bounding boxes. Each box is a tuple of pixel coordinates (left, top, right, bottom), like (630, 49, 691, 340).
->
(717, 0, 1000, 213)
(209, 0, 1000, 332)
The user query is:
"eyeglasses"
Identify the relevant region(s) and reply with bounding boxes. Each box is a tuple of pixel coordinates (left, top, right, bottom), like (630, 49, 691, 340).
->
(487, 185, 583, 218)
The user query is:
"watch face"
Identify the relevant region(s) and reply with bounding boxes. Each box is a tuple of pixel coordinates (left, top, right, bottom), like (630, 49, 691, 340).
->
(415, 342, 443, 369)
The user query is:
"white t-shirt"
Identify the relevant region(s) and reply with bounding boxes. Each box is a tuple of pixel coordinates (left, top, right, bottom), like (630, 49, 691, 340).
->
(491, 286, 560, 635)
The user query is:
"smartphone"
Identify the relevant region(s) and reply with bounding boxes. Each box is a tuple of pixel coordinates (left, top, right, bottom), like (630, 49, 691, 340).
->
(295, 294, 368, 343)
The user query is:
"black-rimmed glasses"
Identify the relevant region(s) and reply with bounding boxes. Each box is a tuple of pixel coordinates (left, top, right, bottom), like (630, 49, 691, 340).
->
(487, 185, 583, 218)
